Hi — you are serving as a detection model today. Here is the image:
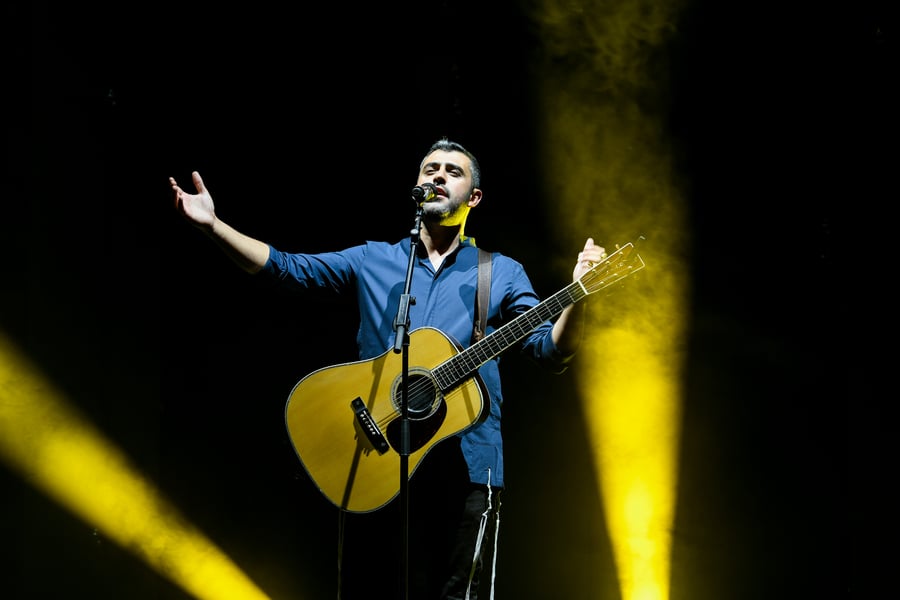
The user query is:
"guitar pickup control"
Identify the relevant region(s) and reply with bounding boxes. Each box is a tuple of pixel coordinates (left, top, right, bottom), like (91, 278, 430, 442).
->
(350, 398, 389, 454)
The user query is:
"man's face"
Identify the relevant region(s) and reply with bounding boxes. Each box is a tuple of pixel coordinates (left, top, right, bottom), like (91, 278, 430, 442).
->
(417, 150, 478, 220)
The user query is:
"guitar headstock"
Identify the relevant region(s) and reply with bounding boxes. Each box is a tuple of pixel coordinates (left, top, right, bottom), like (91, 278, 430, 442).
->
(579, 242, 646, 295)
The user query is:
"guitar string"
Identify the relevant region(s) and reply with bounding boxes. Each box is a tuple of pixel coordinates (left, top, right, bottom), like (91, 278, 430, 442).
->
(367, 250, 638, 432)
(370, 293, 575, 428)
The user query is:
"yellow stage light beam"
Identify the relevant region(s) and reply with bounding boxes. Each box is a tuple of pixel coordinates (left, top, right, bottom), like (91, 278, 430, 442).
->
(526, 1, 689, 599)
(0, 330, 272, 600)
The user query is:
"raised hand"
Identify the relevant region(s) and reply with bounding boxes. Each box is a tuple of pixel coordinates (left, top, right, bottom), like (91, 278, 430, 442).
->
(170, 171, 216, 229)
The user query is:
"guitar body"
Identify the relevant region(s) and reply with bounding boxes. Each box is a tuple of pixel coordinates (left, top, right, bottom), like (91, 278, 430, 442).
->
(284, 327, 488, 513)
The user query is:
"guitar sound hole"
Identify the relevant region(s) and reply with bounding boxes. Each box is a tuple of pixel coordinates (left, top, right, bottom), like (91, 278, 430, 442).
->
(393, 371, 439, 420)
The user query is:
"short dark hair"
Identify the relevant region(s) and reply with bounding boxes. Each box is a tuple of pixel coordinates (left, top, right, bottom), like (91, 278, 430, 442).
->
(425, 137, 482, 189)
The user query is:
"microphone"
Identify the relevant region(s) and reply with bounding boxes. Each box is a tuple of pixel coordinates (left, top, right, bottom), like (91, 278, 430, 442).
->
(411, 183, 437, 203)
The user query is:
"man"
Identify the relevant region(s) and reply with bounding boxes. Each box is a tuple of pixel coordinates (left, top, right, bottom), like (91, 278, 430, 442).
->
(169, 138, 606, 599)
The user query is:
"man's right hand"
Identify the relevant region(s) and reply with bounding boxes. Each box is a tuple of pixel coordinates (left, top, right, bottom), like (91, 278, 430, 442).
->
(170, 171, 216, 229)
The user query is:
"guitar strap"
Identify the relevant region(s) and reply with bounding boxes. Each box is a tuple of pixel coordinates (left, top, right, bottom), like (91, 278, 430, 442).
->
(473, 248, 492, 343)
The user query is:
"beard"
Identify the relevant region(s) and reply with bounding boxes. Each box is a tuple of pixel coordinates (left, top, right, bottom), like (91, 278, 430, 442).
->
(420, 198, 453, 219)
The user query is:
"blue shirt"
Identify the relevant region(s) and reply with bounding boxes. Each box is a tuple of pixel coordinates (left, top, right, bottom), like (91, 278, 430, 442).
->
(261, 236, 573, 487)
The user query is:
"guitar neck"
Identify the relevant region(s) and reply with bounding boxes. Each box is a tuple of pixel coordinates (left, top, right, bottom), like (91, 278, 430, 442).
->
(431, 241, 644, 392)
(432, 280, 585, 392)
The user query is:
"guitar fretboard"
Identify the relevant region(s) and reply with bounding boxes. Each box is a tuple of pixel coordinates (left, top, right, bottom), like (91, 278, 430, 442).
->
(433, 281, 585, 391)
(431, 241, 643, 391)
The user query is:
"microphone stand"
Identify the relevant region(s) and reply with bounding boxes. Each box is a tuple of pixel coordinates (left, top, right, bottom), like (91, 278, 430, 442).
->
(391, 199, 424, 600)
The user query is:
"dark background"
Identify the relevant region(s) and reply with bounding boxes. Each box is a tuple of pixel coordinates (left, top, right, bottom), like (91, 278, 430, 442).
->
(4, 0, 893, 598)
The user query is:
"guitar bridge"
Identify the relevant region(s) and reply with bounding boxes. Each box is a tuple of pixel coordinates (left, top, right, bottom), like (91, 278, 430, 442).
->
(350, 397, 389, 454)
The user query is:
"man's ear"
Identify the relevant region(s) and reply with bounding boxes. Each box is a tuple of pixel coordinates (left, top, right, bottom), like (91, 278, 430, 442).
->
(467, 188, 483, 207)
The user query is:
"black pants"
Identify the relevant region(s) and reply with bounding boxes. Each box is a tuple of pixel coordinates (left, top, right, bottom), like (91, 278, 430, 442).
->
(338, 439, 501, 600)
